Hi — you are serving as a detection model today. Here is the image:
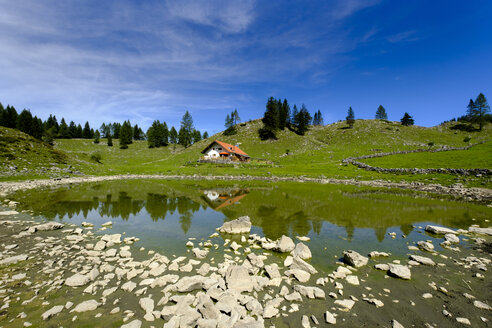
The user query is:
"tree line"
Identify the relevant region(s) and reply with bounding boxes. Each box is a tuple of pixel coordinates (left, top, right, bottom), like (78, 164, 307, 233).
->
(258, 97, 324, 140)
(0, 102, 208, 150)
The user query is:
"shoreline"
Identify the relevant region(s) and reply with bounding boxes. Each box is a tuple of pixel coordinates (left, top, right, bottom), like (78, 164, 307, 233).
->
(0, 174, 491, 203)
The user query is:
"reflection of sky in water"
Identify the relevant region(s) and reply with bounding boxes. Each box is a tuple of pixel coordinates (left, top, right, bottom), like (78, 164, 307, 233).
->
(14, 181, 491, 271)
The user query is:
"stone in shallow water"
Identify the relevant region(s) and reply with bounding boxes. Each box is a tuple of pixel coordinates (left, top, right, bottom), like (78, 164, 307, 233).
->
(334, 299, 355, 311)
(218, 216, 251, 234)
(409, 255, 435, 266)
(473, 300, 491, 310)
(445, 234, 460, 243)
(71, 300, 99, 313)
(0, 254, 28, 265)
(425, 225, 456, 235)
(417, 241, 434, 252)
(343, 250, 368, 268)
(225, 264, 254, 292)
(65, 273, 90, 287)
(388, 264, 411, 280)
(456, 317, 471, 325)
(275, 235, 295, 253)
(292, 242, 312, 259)
(34, 222, 65, 231)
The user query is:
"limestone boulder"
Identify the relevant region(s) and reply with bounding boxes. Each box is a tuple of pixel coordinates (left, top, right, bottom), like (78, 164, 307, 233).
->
(343, 250, 368, 268)
(218, 216, 251, 234)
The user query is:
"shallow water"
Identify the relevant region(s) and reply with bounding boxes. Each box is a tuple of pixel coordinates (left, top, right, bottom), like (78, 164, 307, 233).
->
(8, 179, 492, 327)
(13, 179, 491, 268)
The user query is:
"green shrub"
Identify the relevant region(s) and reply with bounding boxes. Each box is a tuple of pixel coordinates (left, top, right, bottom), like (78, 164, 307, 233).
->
(463, 136, 471, 143)
(90, 152, 102, 163)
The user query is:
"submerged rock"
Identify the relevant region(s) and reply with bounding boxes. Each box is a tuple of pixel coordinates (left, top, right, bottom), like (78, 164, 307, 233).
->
(468, 226, 492, 236)
(71, 300, 99, 313)
(65, 273, 90, 287)
(343, 250, 368, 268)
(388, 264, 411, 280)
(409, 255, 436, 266)
(34, 222, 64, 231)
(425, 225, 456, 235)
(218, 216, 251, 234)
(0, 254, 28, 265)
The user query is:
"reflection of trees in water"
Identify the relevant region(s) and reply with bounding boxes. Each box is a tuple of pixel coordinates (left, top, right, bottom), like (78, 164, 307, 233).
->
(34, 191, 202, 234)
(375, 227, 387, 242)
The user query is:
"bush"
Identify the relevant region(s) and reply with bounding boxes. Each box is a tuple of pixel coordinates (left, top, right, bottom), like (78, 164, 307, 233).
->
(463, 136, 471, 143)
(427, 142, 434, 148)
(90, 152, 102, 163)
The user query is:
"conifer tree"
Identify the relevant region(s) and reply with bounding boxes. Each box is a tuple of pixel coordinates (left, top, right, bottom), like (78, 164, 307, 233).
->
(2, 105, 18, 128)
(16, 109, 33, 135)
(294, 104, 312, 135)
(400, 112, 414, 126)
(178, 111, 194, 147)
(162, 122, 169, 146)
(468, 93, 490, 130)
(107, 134, 113, 146)
(375, 105, 388, 120)
(232, 109, 240, 125)
(224, 112, 236, 135)
(146, 120, 164, 148)
(68, 121, 77, 138)
(58, 118, 69, 138)
(193, 129, 202, 143)
(278, 99, 290, 130)
(44, 127, 56, 145)
(76, 124, 83, 138)
(119, 120, 133, 149)
(203, 131, 209, 139)
(100, 123, 111, 138)
(346, 107, 355, 128)
(83, 122, 92, 139)
(169, 126, 178, 144)
(112, 122, 121, 139)
(259, 97, 280, 140)
(93, 130, 100, 144)
(32, 116, 44, 140)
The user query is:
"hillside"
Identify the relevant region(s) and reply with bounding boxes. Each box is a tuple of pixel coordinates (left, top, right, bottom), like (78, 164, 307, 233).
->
(1, 120, 491, 187)
(0, 126, 77, 180)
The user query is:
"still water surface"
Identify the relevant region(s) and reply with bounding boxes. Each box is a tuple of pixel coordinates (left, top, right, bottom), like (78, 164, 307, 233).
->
(13, 179, 491, 271)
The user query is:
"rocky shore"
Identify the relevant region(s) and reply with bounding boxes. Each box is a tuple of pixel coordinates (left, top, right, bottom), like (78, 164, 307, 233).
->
(1, 174, 491, 203)
(1, 200, 491, 327)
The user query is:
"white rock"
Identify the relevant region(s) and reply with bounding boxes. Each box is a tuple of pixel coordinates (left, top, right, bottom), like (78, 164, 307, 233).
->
(456, 317, 471, 325)
(334, 299, 355, 311)
(275, 235, 295, 253)
(65, 273, 90, 287)
(343, 250, 368, 268)
(388, 264, 411, 280)
(42, 305, 64, 320)
(121, 319, 142, 328)
(425, 225, 456, 235)
(409, 255, 435, 266)
(72, 300, 99, 313)
(0, 254, 28, 265)
(345, 275, 359, 286)
(218, 216, 251, 234)
(325, 311, 336, 324)
(292, 242, 312, 259)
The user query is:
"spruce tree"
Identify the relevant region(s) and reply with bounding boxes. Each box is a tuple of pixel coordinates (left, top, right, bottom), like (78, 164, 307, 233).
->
(3, 105, 18, 128)
(58, 118, 69, 138)
(112, 122, 121, 139)
(259, 97, 280, 140)
(400, 112, 414, 126)
(32, 116, 44, 140)
(203, 131, 209, 139)
(76, 124, 83, 138)
(93, 130, 100, 144)
(178, 111, 194, 147)
(232, 109, 240, 125)
(16, 109, 33, 135)
(100, 123, 111, 138)
(295, 104, 312, 135)
(44, 127, 56, 145)
(68, 121, 77, 138)
(169, 126, 178, 144)
(278, 99, 290, 130)
(375, 105, 388, 120)
(468, 93, 490, 130)
(119, 120, 133, 149)
(224, 112, 236, 135)
(162, 122, 169, 146)
(147, 120, 164, 148)
(83, 122, 92, 138)
(193, 129, 202, 143)
(107, 134, 113, 146)
(346, 107, 355, 128)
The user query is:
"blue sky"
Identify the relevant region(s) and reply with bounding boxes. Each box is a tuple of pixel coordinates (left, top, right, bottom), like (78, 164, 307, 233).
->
(1, 0, 491, 134)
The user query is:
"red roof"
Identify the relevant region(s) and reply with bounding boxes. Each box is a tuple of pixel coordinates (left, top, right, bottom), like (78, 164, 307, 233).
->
(202, 140, 249, 157)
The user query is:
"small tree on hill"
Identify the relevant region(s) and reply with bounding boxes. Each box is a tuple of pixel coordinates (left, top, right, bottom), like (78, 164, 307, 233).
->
(146, 120, 164, 148)
(58, 118, 70, 138)
(400, 112, 414, 126)
(107, 134, 113, 146)
(467, 93, 490, 131)
(16, 109, 33, 136)
(119, 120, 133, 149)
(346, 107, 355, 128)
(294, 104, 312, 135)
(44, 127, 56, 145)
(224, 113, 236, 135)
(193, 129, 202, 143)
(232, 109, 240, 126)
(375, 105, 388, 120)
(178, 111, 194, 147)
(169, 126, 178, 144)
(203, 131, 209, 139)
(93, 130, 100, 144)
(259, 97, 280, 140)
(313, 110, 323, 126)
(83, 122, 92, 139)
(162, 122, 169, 146)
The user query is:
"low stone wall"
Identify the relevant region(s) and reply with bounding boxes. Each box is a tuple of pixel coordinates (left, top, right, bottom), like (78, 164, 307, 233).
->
(343, 142, 491, 176)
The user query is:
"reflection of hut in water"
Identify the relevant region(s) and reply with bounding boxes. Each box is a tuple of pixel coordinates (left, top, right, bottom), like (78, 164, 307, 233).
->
(201, 189, 249, 210)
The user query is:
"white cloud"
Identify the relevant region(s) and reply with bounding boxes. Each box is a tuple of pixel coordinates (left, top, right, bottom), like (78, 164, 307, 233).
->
(166, 0, 255, 33)
(330, 0, 380, 20)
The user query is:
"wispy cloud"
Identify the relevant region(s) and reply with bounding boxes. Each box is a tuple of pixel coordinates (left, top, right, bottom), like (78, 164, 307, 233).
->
(387, 30, 419, 43)
(330, 0, 380, 20)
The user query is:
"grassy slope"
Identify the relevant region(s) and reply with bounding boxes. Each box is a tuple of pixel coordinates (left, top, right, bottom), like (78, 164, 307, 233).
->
(0, 126, 74, 180)
(1, 120, 491, 187)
